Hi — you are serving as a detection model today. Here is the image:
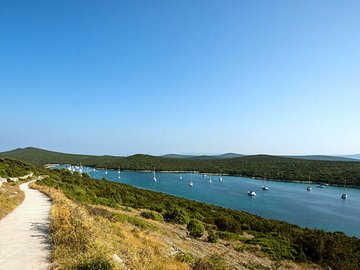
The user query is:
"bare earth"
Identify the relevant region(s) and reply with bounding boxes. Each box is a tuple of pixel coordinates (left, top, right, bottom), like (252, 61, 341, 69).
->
(0, 181, 51, 270)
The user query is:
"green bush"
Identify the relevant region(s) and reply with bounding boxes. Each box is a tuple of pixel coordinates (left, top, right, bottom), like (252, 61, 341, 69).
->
(74, 256, 113, 270)
(140, 210, 163, 221)
(187, 219, 205, 238)
(247, 236, 297, 260)
(207, 230, 219, 243)
(175, 252, 194, 263)
(164, 208, 190, 224)
(192, 254, 231, 270)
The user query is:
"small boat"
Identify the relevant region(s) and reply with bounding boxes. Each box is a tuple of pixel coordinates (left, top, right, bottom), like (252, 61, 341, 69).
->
(189, 172, 194, 187)
(179, 172, 182, 180)
(219, 171, 223, 181)
(118, 167, 121, 179)
(341, 179, 348, 199)
(307, 175, 312, 191)
(317, 184, 326, 188)
(105, 168, 108, 175)
(209, 174, 212, 183)
(248, 191, 256, 196)
(261, 173, 268, 190)
(153, 167, 157, 182)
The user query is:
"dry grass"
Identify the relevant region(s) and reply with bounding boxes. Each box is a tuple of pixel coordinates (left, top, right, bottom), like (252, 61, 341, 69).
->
(32, 183, 189, 270)
(0, 182, 25, 220)
(32, 183, 322, 270)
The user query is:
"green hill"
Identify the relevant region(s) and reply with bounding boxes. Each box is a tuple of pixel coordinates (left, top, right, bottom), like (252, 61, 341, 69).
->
(0, 158, 41, 178)
(1, 147, 360, 187)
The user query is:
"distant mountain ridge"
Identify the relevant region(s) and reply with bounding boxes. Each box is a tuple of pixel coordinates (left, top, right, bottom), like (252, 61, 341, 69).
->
(286, 155, 359, 162)
(340, 154, 360, 160)
(162, 153, 244, 159)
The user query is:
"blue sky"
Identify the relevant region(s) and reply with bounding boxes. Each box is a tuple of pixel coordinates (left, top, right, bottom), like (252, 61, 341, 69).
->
(1, 1, 359, 156)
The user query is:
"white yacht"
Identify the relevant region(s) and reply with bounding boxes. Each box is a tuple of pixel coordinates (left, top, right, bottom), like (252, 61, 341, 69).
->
(341, 179, 348, 199)
(248, 191, 256, 196)
(189, 172, 194, 187)
(153, 167, 157, 182)
(261, 173, 268, 190)
(307, 175, 312, 191)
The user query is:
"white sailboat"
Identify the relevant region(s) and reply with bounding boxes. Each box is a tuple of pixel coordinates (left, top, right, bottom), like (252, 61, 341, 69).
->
(179, 172, 182, 180)
(153, 167, 157, 182)
(219, 171, 223, 182)
(307, 175, 312, 191)
(189, 172, 193, 187)
(105, 167, 108, 175)
(209, 174, 212, 183)
(341, 179, 348, 199)
(261, 173, 268, 190)
(118, 167, 121, 179)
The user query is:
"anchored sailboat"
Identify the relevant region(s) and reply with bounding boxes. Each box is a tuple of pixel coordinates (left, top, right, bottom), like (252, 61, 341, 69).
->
(261, 173, 268, 190)
(219, 171, 223, 182)
(153, 167, 157, 182)
(307, 175, 312, 191)
(189, 172, 193, 187)
(341, 179, 348, 199)
(118, 167, 121, 179)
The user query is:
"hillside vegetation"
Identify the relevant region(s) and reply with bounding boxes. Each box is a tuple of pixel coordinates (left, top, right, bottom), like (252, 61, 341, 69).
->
(0, 158, 40, 178)
(2, 147, 360, 187)
(36, 169, 360, 270)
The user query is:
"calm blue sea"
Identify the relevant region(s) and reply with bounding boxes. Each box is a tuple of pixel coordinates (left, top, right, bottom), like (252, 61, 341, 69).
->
(56, 165, 360, 238)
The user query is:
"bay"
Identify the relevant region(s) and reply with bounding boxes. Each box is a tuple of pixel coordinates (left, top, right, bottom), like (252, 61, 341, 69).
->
(57, 165, 360, 238)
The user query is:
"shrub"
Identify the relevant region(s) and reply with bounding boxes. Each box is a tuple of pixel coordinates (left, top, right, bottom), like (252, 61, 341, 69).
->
(187, 219, 205, 238)
(140, 210, 163, 221)
(74, 256, 113, 270)
(192, 254, 231, 270)
(164, 207, 190, 224)
(207, 230, 219, 243)
(247, 236, 297, 260)
(175, 252, 194, 263)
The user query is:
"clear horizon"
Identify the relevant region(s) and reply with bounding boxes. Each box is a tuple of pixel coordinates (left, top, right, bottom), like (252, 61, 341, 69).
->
(1, 1, 359, 156)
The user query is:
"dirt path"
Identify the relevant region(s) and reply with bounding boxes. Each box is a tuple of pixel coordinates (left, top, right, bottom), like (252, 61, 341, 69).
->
(0, 181, 51, 269)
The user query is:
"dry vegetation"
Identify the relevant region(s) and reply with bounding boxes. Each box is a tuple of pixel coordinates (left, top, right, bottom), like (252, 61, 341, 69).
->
(32, 183, 321, 270)
(0, 182, 25, 220)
